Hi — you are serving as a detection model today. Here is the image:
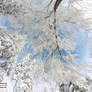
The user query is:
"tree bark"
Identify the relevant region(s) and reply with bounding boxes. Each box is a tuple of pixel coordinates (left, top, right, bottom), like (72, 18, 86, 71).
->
(54, 0, 62, 12)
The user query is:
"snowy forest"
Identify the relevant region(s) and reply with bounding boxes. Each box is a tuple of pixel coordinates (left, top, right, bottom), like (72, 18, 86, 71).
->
(0, 0, 92, 92)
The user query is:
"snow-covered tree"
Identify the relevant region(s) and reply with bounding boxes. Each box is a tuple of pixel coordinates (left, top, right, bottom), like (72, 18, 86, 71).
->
(0, 0, 92, 92)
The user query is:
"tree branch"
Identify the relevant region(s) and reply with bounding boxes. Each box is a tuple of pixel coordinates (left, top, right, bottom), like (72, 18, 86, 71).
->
(54, 0, 62, 12)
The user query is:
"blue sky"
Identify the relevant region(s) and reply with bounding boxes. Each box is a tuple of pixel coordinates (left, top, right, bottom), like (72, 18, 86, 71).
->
(33, 0, 44, 5)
